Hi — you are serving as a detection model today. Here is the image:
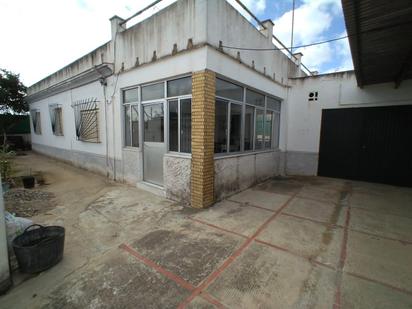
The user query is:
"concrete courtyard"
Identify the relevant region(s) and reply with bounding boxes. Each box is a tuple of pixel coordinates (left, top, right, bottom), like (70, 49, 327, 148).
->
(1, 153, 412, 308)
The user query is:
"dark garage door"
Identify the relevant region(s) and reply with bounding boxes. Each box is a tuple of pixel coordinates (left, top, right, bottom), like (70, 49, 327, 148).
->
(318, 105, 412, 187)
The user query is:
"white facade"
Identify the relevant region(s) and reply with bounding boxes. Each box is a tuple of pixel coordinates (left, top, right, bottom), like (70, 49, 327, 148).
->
(27, 0, 412, 203)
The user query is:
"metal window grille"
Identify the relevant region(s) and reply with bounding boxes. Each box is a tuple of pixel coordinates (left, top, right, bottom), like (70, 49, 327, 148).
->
(71, 98, 100, 143)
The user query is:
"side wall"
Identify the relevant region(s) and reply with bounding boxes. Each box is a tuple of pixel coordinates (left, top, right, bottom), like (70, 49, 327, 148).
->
(286, 72, 412, 175)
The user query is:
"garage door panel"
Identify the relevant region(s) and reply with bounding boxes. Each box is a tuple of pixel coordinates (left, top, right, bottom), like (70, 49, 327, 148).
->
(318, 105, 412, 187)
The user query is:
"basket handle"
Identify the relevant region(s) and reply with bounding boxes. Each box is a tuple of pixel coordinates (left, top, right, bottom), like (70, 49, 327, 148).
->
(23, 224, 45, 234)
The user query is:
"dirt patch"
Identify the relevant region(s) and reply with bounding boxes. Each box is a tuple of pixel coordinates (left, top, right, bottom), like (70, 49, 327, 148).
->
(4, 188, 56, 217)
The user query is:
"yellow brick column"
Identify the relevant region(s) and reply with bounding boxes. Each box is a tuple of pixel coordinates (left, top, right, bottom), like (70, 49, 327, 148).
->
(191, 70, 216, 208)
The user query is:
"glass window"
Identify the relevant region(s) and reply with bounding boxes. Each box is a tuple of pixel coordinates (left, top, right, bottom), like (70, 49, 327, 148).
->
(169, 100, 178, 151)
(265, 111, 273, 149)
(244, 105, 254, 151)
(180, 99, 192, 153)
(246, 89, 265, 107)
(144, 104, 164, 142)
(123, 88, 139, 103)
(141, 82, 164, 101)
(215, 100, 228, 153)
(229, 103, 242, 152)
(131, 105, 139, 147)
(216, 78, 243, 102)
(167, 77, 192, 97)
(255, 109, 264, 149)
(267, 96, 281, 111)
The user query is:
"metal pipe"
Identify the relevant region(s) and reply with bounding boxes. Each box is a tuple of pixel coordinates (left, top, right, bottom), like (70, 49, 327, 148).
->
(119, 0, 163, 26)
(291, 0, 295, 54)
(234, 0, 266, 29)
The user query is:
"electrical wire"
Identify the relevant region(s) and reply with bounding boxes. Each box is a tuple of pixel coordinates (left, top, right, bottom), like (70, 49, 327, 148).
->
(222, 35, 349, 51)
(221, 20, 412, 52)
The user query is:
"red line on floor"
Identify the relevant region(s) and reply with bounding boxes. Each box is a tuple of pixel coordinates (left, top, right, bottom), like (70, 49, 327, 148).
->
(254, 239, 337, 271)
(120, 243, 226, 308)
(345, 271, 412, 297)
(119, 243, 195, 291)
(177, 192, 299, 309)
(188, 217, 249, 239)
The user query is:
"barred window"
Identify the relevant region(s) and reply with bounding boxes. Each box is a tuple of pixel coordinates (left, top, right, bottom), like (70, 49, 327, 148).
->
(49, 105, 63, 136)
(30, 109, 42, 135)
(72, 98, 99, 143)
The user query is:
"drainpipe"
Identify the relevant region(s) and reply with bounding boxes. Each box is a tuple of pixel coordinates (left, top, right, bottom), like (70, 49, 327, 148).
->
(0, 177, 11, 295)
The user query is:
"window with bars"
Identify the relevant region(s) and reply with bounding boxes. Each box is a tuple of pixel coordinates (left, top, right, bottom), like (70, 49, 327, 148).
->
(72, 98, 100, 143)
(49, 105, 63, 136)
(30, 109, 42, 135)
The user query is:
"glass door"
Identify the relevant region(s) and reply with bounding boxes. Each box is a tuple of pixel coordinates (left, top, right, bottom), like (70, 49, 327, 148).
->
(143, 102, 165, 186)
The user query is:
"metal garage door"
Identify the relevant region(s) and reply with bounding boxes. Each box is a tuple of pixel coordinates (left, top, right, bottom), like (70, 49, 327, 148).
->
(318, 105, 412, 187)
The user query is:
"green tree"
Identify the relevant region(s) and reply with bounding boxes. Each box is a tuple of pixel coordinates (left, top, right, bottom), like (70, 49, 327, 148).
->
(0, 68, 27, 113)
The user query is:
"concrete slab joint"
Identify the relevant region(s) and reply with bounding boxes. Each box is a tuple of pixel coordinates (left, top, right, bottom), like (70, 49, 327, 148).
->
(191, 70, 216, 208)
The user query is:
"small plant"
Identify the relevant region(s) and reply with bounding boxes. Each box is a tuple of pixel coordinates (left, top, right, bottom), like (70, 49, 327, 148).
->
(0, 143, 16, 181)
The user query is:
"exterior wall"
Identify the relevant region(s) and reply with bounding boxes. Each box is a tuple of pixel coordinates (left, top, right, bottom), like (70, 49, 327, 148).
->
(286, 71, 412, 175)
(164, 155, 191, 204)
(207, 0, 300, 83)
(214, 151, 282, 201)
(191, 70, 215, 208)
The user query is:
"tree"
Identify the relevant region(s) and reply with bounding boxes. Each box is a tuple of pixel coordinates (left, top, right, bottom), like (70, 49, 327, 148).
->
(0, 68, 27, 113)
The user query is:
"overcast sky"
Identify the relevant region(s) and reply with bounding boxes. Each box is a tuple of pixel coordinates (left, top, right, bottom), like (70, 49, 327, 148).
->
(0, 0, 353, 86)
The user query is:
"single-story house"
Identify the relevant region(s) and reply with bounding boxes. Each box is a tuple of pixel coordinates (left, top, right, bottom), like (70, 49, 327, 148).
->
(27, 0, 412, 208)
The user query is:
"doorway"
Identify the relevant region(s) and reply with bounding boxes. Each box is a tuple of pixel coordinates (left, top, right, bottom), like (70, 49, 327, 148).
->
(143, 102, 165, 186)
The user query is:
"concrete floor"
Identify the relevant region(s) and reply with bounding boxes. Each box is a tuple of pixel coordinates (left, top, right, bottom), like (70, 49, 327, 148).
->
(1, 153, 412, 308)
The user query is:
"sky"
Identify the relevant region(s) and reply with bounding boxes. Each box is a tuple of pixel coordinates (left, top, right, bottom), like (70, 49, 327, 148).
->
(0, 0, 353, 86)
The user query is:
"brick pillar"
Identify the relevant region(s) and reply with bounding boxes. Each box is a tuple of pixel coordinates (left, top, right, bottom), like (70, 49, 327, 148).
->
(191, 70, 215, 208)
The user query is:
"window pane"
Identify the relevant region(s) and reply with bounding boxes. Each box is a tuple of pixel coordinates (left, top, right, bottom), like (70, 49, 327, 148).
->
(244, 105, 254, 151)
(124, 105, 131, 146)
(141, 82, 164, 101)
(123, 88, 139, 103)
(229, 103, 242, 152)
(167, 77, 192, 97)
(265, 111, 273, 149)
(267, 96, 281, 111)
(180, 99, 192, 153)
(169, 100, 178, 151)
(131, 105, 139, 147)
(216, 78, 243, 101)
(273, 112, 280, 148)
(246, 89, 265, 107)
(255, 109, 264, 149)
(214, 100, 228, 153)
(143, 104, 164, 142)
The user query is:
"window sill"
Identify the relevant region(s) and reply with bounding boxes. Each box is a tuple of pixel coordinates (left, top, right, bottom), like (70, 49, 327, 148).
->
(123, 146, 140, 152)
(214, 148, 280, 160)
(165, 152, 192, 159)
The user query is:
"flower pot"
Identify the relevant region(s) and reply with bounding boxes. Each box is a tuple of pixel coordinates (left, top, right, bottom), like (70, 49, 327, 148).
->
(22, 176, 35, 189)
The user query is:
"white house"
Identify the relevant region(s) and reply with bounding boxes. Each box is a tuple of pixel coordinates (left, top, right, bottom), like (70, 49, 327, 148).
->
(27, 0, 412, 208)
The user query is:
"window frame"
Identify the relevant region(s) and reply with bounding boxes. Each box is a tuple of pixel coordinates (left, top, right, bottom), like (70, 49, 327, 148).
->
(167, 95, 192, 154)
(214, 77, 282, 157)
(121, 74, 192, 154)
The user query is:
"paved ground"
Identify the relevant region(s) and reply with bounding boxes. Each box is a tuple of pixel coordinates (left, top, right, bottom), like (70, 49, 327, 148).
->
(1, 152, 412, 308)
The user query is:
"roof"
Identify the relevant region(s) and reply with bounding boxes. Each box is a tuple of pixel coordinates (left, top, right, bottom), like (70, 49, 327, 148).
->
(342, 0, 412, 87)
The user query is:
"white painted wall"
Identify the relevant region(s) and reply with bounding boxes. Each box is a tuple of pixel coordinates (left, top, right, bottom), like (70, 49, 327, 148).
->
(287, 71, 412, 154)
